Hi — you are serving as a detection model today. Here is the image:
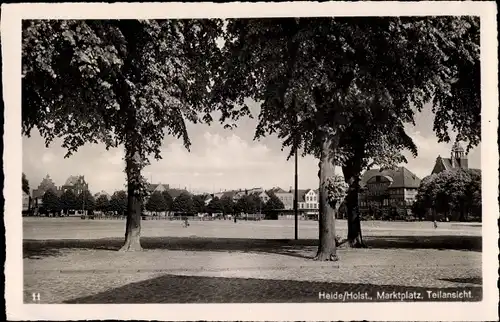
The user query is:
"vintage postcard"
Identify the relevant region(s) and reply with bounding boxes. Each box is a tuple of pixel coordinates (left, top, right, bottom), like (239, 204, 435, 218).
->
(2, 1, 498, 321)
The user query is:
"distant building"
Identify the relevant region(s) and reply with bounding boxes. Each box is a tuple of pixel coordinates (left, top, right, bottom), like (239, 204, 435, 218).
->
(274, 188, 294, 210)
(358, 167, 421, 217)
(32, 174, 61, 208)
(145, 182, 189, 200)
(61, 175, 89, 195)
(147, 183, 170, 194)
(432, 141, 469, 175)
(254, 191, 270, 203)
(212, 188, 266, 203)
(272, 187, 319, 220)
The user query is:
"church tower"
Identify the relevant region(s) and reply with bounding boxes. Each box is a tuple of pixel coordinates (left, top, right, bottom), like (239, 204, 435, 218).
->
(451, 141, 468, 169)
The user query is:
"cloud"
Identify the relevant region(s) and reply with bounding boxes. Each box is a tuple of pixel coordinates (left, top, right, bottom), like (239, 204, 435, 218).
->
(22, 108, 481, 195)
(41, 152, 55, 164)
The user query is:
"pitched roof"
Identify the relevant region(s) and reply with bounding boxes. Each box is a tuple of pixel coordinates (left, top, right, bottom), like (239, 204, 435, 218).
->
(268, 187, 286, 194)
(168, 188, 190, 199)
(439, 157, 453, 171)
(360, 166, 421, 189)
(290, 189, 310, 202)
(147, 183, 170, 192)
(250, 191, 269, 197)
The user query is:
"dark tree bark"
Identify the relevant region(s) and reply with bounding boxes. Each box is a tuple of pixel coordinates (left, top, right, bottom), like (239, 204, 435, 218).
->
(314, 133, 339, 261)
(120, 140, 144, 251)
(345, 176, 367, 248)
(342, 161, 367, 248)
(119, 91, 144, 251)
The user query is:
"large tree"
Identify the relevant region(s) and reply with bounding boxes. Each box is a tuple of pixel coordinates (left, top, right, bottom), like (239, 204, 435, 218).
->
(60, 189, 78, 214)
(234, 194, 260, 215)
(161, 190, 174, 213)
(76, 190, 95, 212)
(110, 190, 128, 217)
(414, 169, 481, 221)
(337, 108, 418, 247)
(263, 192, 285, 212)
(145, 191, 167, 215)
(22, 173, 30, 195)
(192, 194, 207, 214)
(41, 190, 61, 215)
(207, 196, 223, 215)
(95, 194, 110, 213)
(172, 192, 194, 214)
(220, 195, 235, 215)
(22, 20, 244, 251)
(214, 17, 480, 261)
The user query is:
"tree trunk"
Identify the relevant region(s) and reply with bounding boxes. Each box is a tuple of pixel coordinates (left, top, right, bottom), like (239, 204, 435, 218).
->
(314, 134, 339, 261)
(341, 161, 367, 248)
(345, 175, 367, 248)
(120, 148, 144, 252)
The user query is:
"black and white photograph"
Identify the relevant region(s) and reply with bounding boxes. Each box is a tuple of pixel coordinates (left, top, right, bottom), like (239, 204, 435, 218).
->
(2, 2, 498, 321)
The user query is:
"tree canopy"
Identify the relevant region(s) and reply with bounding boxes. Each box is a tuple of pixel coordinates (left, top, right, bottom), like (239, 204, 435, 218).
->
(263, 192, 285, 211)
(214, 17, 480, 260)
(22, 173, 30, 195)
(76, 190, 95, 211)
(95, 194, 110, 212)
(192, 194, 207, 213)
(414, 169, 481, 221)
(234, 194, 261, 214)
(220, 195, 235, 215)
(207, 196, 223, 214)
(145, 191, 168, 213)
(110, 190, 128, 215)
(60, 189, 78, 213)
(172, 192, 194, 213)
(22, 19, 248, 250)
(161, 190, 174, 212)
(42, 190, 61, 214)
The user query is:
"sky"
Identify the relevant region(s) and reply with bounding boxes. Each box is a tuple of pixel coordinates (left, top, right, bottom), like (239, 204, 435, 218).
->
(22, 101, 481, 195)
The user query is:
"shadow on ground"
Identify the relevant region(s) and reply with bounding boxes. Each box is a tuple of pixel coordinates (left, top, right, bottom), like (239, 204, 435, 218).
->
(62, 273, 482, 303)
(440, 277, 483, 285)
(24, 235, 482, 260)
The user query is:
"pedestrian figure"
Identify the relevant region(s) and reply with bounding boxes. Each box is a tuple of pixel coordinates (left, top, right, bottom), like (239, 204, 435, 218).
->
(183, 217, 190, 228)
(234, 216, 237, 223)
(433, 220, 438, 229)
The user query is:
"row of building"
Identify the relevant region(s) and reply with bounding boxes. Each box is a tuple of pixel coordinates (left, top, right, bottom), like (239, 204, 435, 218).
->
(23, 175, 192, 212)
(24, 142, 476, 218)
(203, 142, 475, 219)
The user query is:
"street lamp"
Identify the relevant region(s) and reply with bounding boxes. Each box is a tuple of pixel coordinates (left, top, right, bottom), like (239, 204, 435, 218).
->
(294, 114, 300, 240)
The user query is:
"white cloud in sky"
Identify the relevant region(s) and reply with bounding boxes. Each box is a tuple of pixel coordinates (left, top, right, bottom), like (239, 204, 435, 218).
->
(22, 107, 481, 195)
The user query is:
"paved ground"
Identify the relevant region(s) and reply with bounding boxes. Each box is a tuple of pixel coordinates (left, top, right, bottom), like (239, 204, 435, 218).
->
(23, 218, 482, 304)
(23, 217, 482, 240)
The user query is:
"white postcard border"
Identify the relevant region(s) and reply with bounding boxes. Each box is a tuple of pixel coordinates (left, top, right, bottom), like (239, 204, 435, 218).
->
(2, 2, 498, 321)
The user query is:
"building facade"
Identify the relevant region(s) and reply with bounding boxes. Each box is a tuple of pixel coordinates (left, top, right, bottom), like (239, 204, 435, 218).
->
(358, 167, 421, 218)
(274, 188, 294, 210)
(213, 188, 267, 203)
(32, 174, 61, 208)
(273, 188, 319, 220)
